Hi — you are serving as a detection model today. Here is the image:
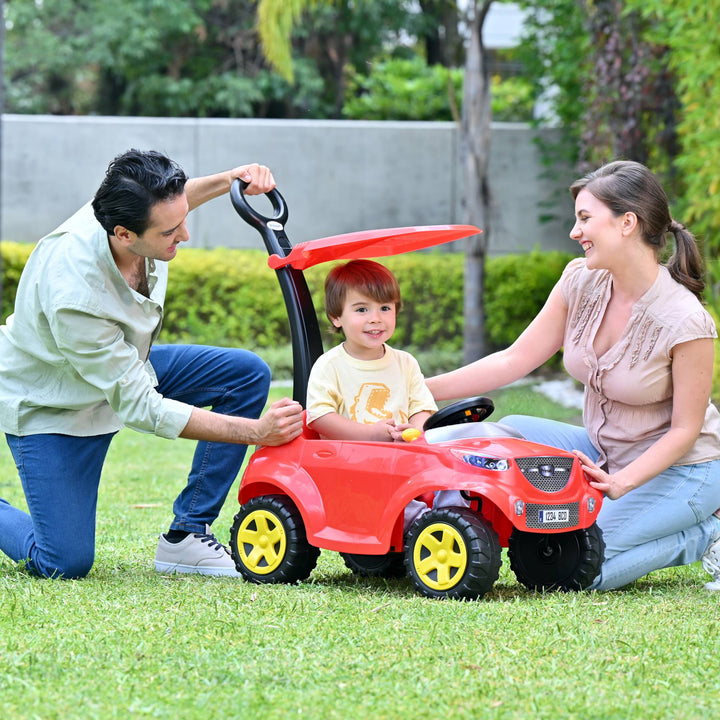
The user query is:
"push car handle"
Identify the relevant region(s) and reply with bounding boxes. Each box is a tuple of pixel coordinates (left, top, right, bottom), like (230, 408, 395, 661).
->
(230, 178, 289, 226)
(230, 179, 292, 257)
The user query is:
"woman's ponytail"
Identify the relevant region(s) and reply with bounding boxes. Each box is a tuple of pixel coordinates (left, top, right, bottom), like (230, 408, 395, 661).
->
(666, 220, 705, 301)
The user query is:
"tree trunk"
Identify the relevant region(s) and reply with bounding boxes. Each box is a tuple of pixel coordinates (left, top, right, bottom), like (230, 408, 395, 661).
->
(461, 0, 493, 364)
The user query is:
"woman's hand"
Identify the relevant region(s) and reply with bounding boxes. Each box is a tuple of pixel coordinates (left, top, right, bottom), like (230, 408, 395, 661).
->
(572, 449, 632, 500)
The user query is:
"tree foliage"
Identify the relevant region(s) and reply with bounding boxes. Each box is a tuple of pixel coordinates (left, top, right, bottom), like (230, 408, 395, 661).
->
(4, 0, 327, 117)
(274, 0, 423, 116)
(5, 0, 441, 119)
(342, 56, 533, 122)
(517, 0, 677, 176)
(518, 0, 720, 307)
(576, 0, 678, 179)
(626, 0, 720, 258)
(256, 0, 468, 117)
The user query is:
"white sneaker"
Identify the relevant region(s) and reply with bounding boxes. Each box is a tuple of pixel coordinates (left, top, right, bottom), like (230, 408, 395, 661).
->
(154, 524, 241, 577)
(701, 533, 720, 591)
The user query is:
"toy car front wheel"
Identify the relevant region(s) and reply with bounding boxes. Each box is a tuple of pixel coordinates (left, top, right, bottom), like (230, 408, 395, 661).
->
(404, 508, 501, 600)
(230, 495, 320, 584)
(508, 523, 605, 591)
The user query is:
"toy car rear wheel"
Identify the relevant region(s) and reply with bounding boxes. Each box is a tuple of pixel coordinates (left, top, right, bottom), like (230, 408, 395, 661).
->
(508, 523, 605, 591)
(404, 508, 501, 600)
(230, 495, 320, 584)
(340, 552, 406, 578)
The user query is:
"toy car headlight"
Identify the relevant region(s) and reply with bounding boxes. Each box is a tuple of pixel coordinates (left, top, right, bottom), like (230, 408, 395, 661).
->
(452, 451, 509, 471)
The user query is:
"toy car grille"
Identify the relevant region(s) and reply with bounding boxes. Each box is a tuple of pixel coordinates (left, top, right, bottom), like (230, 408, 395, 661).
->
(515, 456, 574, 493)
(525, 502, 579, 529)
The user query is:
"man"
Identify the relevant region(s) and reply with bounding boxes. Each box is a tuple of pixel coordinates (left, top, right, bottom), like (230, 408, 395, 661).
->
(0, 149, 304, 579)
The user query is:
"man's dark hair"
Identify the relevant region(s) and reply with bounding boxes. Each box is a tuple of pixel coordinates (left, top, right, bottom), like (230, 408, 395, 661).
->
(92, 149, 188, 236)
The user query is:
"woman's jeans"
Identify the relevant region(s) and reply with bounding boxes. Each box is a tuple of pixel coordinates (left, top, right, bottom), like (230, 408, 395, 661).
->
(501, 415, 720, 590)
(0, 345, 270, 579)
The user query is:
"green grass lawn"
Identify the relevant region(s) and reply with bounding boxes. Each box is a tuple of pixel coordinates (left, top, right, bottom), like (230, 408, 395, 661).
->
(0, 385, 717, 720)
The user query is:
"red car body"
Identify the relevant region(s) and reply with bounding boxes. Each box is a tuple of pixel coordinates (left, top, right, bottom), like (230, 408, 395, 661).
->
(228, 183, 605, 599)
(240, 425, 601, 555)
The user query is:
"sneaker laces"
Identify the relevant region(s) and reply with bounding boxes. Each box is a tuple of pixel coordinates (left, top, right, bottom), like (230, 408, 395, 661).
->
(193, 530, 230, 555)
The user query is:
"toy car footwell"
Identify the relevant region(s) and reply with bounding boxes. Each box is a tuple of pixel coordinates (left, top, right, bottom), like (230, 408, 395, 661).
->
(340, 552, 406, 578)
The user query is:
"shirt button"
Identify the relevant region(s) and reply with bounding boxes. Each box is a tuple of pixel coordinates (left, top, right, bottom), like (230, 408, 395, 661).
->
(120, 376, 129, 386)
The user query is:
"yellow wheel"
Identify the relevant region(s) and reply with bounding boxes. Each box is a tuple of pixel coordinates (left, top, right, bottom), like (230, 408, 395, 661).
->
(405, 508, 501, 600)
(412, 522, 468, 591)
(230, 495, 319, 583)
(235, 508, 287, 575)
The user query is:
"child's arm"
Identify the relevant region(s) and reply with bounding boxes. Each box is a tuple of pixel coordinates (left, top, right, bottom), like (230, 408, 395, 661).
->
(309, 412, 399, 442)
(409, 410, 432, 429)
(387, 410, 432, 442)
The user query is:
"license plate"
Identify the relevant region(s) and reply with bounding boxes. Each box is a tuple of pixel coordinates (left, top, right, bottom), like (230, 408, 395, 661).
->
(538, 508, 569, 524)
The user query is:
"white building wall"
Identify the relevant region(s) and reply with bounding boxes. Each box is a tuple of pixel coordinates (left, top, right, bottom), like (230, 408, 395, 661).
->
(1, 114, 576, 255)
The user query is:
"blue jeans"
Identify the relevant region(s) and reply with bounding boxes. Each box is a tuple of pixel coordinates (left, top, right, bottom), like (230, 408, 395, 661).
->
(0, 345, 270, 578)
(501, 415, 720, 591)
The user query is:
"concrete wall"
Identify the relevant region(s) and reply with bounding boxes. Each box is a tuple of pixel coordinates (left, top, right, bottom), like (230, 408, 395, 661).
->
(1, 114, 577, 255)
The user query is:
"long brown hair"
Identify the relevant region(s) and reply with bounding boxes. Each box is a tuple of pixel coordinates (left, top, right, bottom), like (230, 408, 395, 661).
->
(570, 160, 705, 300)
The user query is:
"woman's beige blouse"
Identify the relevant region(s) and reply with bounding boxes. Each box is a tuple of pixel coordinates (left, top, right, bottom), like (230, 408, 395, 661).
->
(560, 258, 720, 473)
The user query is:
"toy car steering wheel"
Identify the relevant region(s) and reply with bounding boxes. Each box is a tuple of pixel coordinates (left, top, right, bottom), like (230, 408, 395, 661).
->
(423, 396, 494, 431)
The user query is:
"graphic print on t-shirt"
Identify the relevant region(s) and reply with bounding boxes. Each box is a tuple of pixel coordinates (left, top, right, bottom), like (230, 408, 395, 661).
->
(350, 383, 394, 424)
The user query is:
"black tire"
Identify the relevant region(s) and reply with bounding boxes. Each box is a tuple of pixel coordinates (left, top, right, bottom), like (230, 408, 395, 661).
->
(404, 508, 501, 600)
(508, 523, 605, 591)
(230, 495, 320, 584)
(340, 552, 406, 578)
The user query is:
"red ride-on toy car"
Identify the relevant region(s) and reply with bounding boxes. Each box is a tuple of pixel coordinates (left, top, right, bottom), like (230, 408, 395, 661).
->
(227, 182, 605, 600)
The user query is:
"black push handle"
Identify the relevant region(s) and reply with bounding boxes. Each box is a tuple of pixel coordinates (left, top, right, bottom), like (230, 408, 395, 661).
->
(229, 178, 323, 406)
(230, 179, 289, 229)
(229, 179, 291, 258)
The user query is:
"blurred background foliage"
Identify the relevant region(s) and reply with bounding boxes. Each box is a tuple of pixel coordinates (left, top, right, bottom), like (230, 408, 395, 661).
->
(0, 240, 574, 375)
(4, 0, 720, 310)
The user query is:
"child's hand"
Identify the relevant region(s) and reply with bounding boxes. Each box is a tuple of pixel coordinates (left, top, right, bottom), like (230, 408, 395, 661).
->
(401, 428, 422, 442)
(389, 422, 416, 442)
(371, 418, 398, 442)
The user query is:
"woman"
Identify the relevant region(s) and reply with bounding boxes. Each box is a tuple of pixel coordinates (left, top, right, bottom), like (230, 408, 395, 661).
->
(427, 160, 720, 591)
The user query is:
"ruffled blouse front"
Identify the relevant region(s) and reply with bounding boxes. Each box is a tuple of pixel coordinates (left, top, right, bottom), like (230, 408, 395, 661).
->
(560, 258, 720, 473)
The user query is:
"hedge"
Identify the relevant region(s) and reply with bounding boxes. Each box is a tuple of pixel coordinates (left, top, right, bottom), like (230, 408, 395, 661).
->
(5, 241, 720, 399)
(1, 241, 571, 353)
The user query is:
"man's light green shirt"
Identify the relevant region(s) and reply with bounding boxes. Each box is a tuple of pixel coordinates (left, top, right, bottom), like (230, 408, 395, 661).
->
(0, 203, 192, 438)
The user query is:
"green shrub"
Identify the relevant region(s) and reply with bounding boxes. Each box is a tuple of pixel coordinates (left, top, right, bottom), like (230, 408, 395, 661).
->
(380, 253, 465, 351)
(342, 56, 534, 122)
(343, 57, 462, 121)
(6, 240, 719, 398)
(484, 249, 574, 347)
(1, 241, 34, 323)
(490, 75, 535, 123)
(1, 241, 568, 355)
(704, 305, 720, 404)
(161, 248, 290, 347)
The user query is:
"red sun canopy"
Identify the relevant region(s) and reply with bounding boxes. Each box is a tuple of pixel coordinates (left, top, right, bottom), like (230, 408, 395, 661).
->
(267, 225, 481, 271)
